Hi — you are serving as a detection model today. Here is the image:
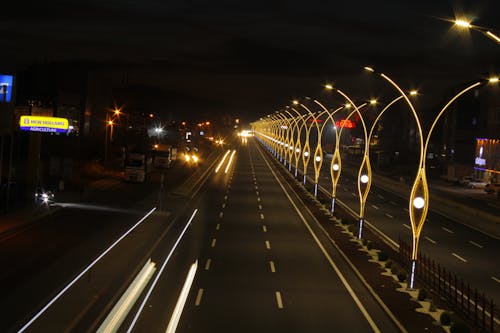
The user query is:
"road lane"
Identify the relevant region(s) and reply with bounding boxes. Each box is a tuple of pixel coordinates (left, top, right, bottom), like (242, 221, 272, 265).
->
(132, 139, 400, 332)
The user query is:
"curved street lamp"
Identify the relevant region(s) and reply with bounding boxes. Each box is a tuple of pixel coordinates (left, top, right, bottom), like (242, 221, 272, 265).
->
(366, 65, 498, 288)
(325, 84, 372, 239)
(453, 18, 500, 44)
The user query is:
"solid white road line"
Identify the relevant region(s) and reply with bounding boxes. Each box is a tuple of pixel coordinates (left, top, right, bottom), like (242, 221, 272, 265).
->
(452, 253, 467, 263)
(424, 236, 437, 244)
(468, 240, 483, 249)
(442, 227, 454, 234)
(265, 240, 271, 249)
(275, 292, 283, 309)
(269, 261, 276, 273)
(165, 261, 198, 333)
(194, 288, 204, 306)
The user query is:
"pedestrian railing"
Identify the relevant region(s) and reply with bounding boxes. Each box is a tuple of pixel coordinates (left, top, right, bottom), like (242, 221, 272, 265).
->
(399, 238, 498, 332)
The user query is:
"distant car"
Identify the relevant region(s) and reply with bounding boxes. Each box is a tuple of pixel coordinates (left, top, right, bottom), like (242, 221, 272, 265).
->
(35, 189, 55, 204)
(484, 183, 500, 194)
(467, 181, 487, 189)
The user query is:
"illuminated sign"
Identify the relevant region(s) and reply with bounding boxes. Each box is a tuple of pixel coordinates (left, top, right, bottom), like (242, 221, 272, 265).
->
(475, 157, 486, 166)
(0, 74, 13, 103)
(335, 119, 356, 128)
(19, 116, 69, 133)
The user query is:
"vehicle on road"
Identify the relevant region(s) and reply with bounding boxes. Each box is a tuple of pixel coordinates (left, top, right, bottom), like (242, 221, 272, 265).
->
(124, 153, 152, 182)
(34, 188, 55, 204)
(152, 144, 177, 169)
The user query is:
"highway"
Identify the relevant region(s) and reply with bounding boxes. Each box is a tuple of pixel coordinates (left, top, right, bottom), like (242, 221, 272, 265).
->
(294, 152, 500, 304)
(129, 139, 401, 332)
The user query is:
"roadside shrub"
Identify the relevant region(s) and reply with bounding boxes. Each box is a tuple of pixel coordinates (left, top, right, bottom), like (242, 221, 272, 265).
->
(417, 289, 427, 301)
(362, 239, 368, 246)
(366, 240, 373, 250)
(378, 251, 388, 262)
(397, 269, 407, 282)
(384, 260, 393, 269)
(390, 264, 399, 275)
(340, 218, 349, 225)
(440, 312, 452, 326)
(450, 321, 470, 333)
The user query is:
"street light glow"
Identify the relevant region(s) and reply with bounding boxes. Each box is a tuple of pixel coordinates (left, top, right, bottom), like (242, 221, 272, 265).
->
(369, 99, 377, 105)
(360, 174, 369, 184)
(454, 19, 472, 28)
(295, 148, 300, 153)
(332, 163, 339, 171)
(293, 100, 299, 105)
(364, 66, 374, 72)
(489, 77, 499, 83)
(413, 197, 425, 209)
(315, 156, 321, 162)
(409, 90, 418, 96)
(304, 151, 309, 157)
(324, 84, 334, 90)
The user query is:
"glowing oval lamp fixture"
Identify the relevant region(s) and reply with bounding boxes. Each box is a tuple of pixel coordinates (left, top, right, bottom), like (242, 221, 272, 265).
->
(304, 151, 309, 157)
(332, 163, 339, 171)
(315, 156, 321, 162)
(360, 174, 369, 184)
(413, 197, 425, 209)
(295, 148, 300, 153)
(285, 144, 289, 147)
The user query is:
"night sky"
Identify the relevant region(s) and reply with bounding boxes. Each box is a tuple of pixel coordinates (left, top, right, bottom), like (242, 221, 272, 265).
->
(1, 0, 499, 123)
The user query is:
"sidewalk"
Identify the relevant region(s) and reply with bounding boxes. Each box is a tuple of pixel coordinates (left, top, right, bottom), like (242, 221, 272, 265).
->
(0, 178, 122, 237)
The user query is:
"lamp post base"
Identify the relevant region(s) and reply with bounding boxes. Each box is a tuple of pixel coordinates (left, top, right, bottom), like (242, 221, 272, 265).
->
(331, 197, 336, 213)
(314, 183, 318, 197)
(303, 174, 306, 185)
(358, 218, 364, 239)
(408, 259, 417, 290)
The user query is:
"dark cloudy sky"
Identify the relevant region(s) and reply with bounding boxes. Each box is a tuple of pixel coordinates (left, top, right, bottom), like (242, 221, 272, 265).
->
(1, 0, 499, 122)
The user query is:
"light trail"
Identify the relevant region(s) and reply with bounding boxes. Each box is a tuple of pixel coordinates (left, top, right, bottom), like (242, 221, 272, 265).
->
(18, 207, 157, 333)
(215, 150, 231, 173)
(126, 209, 198, 333)
(224, 150, 237, 174)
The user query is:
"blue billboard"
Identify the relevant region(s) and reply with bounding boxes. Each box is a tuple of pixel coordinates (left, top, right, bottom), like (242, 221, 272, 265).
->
(0, 74, 13, 103)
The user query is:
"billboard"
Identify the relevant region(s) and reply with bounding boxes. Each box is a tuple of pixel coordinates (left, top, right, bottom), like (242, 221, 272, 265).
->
(19, 116, 69, 133)
(0, 74, 13, 103)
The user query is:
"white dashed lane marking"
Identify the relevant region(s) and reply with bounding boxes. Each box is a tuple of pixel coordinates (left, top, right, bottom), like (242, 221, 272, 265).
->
(211, 239, 217, 248)
(425, 236, 437, 244)
(260, 213, 265, 220)
(402, 224, 411, 230)
(219, 212, 223, 218)
(442, 227, 454, 234)
(492, 277, 500, 284)
(265, 240, 271, 249)
(269, 261, 276, 273)
(275, 292, 283, 309)
(216, 223, 220, 230)
(452, 253, 467, 263)
(195, 288, 204, 306)
(262, 225, 267, 232)
(205, 259, 211, 270)
(468, 240, 483, 249)
(385, 213, 393, 218)
(371, 205, 379, 210)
